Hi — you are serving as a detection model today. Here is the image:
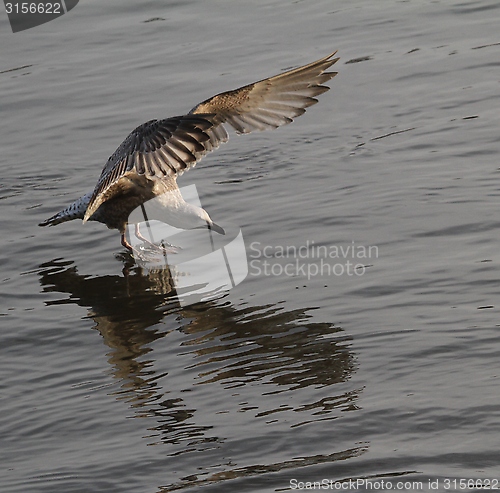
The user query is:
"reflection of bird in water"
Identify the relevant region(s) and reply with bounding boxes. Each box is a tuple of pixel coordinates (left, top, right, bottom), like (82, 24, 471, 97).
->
(39, 52, 339, 250)
(37, 258, 356, 406)
(36, 258, 364, 485)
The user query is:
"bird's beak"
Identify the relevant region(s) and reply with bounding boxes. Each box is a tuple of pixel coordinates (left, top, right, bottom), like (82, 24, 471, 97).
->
(208, 222, 225, 235)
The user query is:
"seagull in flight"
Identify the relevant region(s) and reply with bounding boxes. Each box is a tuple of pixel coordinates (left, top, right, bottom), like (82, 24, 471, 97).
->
(39, 51, 339, 250)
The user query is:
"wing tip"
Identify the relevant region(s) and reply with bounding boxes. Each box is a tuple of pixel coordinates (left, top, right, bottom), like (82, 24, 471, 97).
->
(82, 201, 97, 223)
(320, 51, 340, 70)
(82, 208, 93, 223)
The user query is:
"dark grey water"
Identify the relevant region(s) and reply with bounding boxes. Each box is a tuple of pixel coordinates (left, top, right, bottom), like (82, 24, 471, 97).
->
(2, 1, 500, 492)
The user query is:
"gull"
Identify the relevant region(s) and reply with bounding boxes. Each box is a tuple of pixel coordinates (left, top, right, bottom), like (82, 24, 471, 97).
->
(39, 51, 339, 250)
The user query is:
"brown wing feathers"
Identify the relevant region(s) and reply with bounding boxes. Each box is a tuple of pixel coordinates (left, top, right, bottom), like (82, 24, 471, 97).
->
(83, 115, 228, 221)
(190, 50, 339, 133)
(83, 51, 338, 222)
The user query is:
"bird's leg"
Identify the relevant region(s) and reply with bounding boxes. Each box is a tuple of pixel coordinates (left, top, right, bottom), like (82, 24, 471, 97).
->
(121, 232, 134, 251)
(134, 223, 154, 246)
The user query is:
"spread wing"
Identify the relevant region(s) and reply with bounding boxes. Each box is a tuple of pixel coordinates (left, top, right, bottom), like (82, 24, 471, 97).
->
(190, 50, 339, 133)
(84, 51, 339, 222)
(84, 115, 226, 221)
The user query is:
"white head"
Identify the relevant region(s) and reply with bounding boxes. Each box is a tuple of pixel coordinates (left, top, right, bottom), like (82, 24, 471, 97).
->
(182, 203, 225, 234)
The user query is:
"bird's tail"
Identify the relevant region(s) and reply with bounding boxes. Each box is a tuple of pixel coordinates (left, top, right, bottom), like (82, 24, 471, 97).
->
(39, 191, 92, 227)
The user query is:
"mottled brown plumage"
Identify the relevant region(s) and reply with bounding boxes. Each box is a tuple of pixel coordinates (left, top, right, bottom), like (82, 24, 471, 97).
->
(40, 51, 339, 250)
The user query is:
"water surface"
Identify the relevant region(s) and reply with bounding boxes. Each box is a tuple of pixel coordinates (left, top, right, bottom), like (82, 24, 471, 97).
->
(2, 1, 500, 491)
